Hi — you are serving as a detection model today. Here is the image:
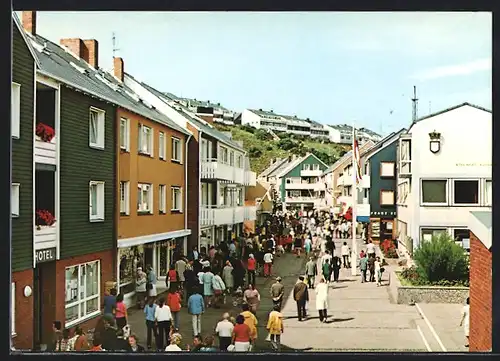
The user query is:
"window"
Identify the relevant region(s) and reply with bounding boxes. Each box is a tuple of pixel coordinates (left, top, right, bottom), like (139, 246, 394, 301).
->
(119, 181, 130, 215)
(312, 164, 320, 171)
(89, 181, 105, 221)
(11, 183, 20, 217)
(453, 228, 470, 250)
(237, 188, 243, 206)
(397, 181, 409, 204)
(11, 83, 20, 139)
(159, 132, 166, 160)
(421, 179, 447, 205)
(303, 164, 311, 170)
(453, 180, 479, 205)
(159, 185, 167, 214)
(89, 108, 105, 149)
(137, 183, 153, 213)
(220, 147, 228, 163)
(421, 228, 447, 243)
(380, 190, 395, 205)
(380, 162, 395, 177)
(119, 118, 129, 151)
(229, 151, 234, 166)
(171, 187, 182, 211)
(171, 137, 182, 162)
(485, 180, 492, 206)
(11, 282, 15, 336)
(138, 124, 153, 156)
(236, 155, 242, 168)
(65, 261, 100, 327)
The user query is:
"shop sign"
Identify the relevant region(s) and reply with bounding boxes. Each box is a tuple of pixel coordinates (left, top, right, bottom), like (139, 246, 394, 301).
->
(35, 247, 56, 264)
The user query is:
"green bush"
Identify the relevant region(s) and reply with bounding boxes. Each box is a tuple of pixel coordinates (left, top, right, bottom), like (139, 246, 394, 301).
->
(277, 138, 297, 151)
(240, 124, 255, 134)
(413, 233, 469, 284)
(248, 146, 262, 158)
(255, 129, 272, 141)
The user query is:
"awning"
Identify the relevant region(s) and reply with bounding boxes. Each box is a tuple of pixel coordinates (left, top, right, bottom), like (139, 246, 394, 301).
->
(357, 216, 370, 223)
(117, 229, 192, 248)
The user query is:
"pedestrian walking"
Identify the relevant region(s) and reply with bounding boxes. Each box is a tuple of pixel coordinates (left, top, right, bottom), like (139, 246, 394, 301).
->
(341, 242, 350, 268)
(247, 254, 257, 286)
(263, 250, 274, 277)
(154, 297, 172, 350)
(147, 265, 157, 299)
(103, 288, 117, 319)
(266, 304, 284, 352)
(368, 254, 376, 282)
(175, 257, 187, 290)
(243, 283, 261, 314)
(115, 294, 128, 330)
(202, 267, 214, 307)
(375, 256, 383, 286)
(321, 260, 331, 284)
(167, 286, 182, 331)
(359, 253, 368, 283)
(232, 314, 252, 352)
(143, 297, 158, 350)
(366, 239, 376, 257)
(136, 267, 147, 309)
(167, 265, 179, 291)
(270, 276, 285, 310)
(240, 303, 258, 344)
(215, 312, 234, 351)
(212, 272, 226, 308)
(305, 257, 317, 289)
(293, 276, 309, 321)
(315, 278, 329, 323)
(222, 261, 234, 293)
(304, 235, 312, 257)
(331, 254, 341, 282)
(459, 297, 470, 348)
(187, 287, 205, 336)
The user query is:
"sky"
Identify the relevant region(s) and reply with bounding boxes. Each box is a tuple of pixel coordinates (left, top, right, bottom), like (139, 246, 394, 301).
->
(22, 11, 491, 136)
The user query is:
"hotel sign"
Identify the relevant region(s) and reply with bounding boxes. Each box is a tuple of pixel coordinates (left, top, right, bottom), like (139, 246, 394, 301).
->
(35, 247, 56, 264)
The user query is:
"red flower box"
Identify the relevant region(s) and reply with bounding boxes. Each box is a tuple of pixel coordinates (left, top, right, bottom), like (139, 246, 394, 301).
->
(36, 209, 56, 228)
(36, 123, 55, 143)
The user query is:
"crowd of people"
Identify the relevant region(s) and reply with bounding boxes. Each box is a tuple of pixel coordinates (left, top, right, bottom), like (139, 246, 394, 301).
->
(45, 208, 375, 353)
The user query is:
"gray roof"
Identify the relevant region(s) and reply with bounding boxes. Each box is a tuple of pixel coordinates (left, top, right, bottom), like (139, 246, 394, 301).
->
(267, 158, 294, 178)
(259, 158, 287, 178)
(26, 32, 189, 136)
(323, 150, 352, 175)
(12, 12, 41, 68)
(131, 77, 244, 150)
(179, 97, 231, 112)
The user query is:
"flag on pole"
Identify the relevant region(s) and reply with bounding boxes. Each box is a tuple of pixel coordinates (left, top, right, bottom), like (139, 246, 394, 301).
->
(353, 130, 363, 186)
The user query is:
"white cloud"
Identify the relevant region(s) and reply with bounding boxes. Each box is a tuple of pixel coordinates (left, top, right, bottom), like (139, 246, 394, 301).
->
(411, 58, 491, 81)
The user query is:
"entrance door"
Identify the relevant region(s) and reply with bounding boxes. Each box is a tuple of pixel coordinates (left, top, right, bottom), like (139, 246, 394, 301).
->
(33, 261, 56, 350)
(144, 247, 153, 270)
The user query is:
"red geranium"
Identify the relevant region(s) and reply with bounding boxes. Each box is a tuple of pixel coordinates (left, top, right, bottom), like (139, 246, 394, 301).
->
(380, 239, 398, 258)
(36, 209, 56, 227)
(36, 123, 55, 143)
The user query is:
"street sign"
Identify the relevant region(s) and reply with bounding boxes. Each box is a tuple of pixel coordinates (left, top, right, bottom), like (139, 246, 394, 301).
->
(35, 247, 56, 264)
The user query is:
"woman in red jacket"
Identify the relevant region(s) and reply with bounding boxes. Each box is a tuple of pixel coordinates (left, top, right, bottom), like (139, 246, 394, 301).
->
(247, 254, 256, 286)
(166, 286, 182, 331)
(167, 265, 179, 291)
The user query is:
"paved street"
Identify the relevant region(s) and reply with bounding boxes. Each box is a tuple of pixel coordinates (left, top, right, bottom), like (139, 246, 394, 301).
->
(126, 237, 466, 352)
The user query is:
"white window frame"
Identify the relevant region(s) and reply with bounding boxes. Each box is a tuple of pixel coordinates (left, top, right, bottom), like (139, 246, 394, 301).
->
(89, 107, 105, 150)
(236, 155, 242, 168)
(137, 183, 153, 214)
(159, 184, 167, 214)
(119, 181, 130, 215)
(312, 164, 320, 171)
(485, 179, 492, 206)
(11, 183, 20, 217)
(229, 151, 235, 166)
(64, 260, 101, 328)
(303, 164, 311, 171)
(451, 228, 470, 250)
(171, 186, 182, 212)
(452, 179, 480, 206)
(11, 83, 21, 139)
(380, 161, 395, 178)
(397, 180, 409, 205)
(171, 137, 182, 163)
(89, 181, 105, 222)
(159, 132, 166, 160)
(138, 124, 154, 157)
(421, 179, 448, 206)
(220, 146, 228, 164)
(11, 282, 15, 336)
(380, 190, 395, 206)
(119, 118, 130, 152)
(420, 227, 447, 243)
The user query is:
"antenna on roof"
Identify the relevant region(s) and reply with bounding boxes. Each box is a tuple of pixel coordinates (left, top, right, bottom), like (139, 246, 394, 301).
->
(411, 85, 419, 122)
(112, 32, 120, 57)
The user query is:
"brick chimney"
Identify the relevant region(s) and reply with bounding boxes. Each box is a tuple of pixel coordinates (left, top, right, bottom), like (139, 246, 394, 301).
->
(82, 40, 99, 68)
(113, 57, 124, 82)
(60, 38, 84, 58)
(22, 11, 36, 35)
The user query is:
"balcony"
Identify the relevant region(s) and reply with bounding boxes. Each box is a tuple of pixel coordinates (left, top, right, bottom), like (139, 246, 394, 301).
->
(35, 135, 57, 165)
(200, 159, 234, 182)
(234, 206, 245, 224)
(200, 206, 234, 227)
(360, 175, 370, 189)
(244, 205, 257, 221)
(285, 196, 316, 203)
(244, 170, 256, 186)
(285, 182, 319, 190)
(300, 169, 323, 177)
(234, 168, 245, 185)
(34, 224, 57, 250)
(337, 174, 353, 187)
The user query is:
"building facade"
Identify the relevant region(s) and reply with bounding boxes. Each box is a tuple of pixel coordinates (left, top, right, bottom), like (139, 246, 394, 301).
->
(395, 103, 492, 255)
(324, 124, 382, 145)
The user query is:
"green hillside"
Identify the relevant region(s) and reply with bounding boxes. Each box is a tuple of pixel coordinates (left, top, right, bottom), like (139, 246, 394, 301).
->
(214, 124, 351, 174)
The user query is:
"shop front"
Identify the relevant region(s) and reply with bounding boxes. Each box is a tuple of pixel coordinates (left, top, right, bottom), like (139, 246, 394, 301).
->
(116, 230, 190, 307)
(369, 211, 396, 244)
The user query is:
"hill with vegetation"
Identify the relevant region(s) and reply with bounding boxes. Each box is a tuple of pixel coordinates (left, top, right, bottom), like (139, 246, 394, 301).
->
(214, 124, 351, 174)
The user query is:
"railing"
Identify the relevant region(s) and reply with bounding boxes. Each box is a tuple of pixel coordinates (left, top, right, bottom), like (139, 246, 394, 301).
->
(285, 196, 316, 203)
(201, 158, 253, 186)
(233, 206, 245, 224)
(34, 225, 57, 250)
(34, 136, 57, 165)
(300, 169, 323, 177)
(285, 182, 319, 190)
(200, 205, 250, 226)
(234, 168, 245, 185)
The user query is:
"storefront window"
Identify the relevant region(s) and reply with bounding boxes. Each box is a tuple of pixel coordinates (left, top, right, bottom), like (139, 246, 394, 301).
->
(65, 261, 100, 327)
(118, 246, 144, 295)
(159, 245, 168, 277)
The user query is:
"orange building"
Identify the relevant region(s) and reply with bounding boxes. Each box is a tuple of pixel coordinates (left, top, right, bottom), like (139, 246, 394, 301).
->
(111, 58, 193, 302)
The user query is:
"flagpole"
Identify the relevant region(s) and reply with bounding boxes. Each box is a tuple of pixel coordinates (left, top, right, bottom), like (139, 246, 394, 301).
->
(351, 122, 358, 276)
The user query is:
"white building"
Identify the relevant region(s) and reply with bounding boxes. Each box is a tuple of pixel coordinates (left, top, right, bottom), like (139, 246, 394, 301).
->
(124, 75, 257, 250)
(324, 124, 382, 145)
(396, 103, 491, 255)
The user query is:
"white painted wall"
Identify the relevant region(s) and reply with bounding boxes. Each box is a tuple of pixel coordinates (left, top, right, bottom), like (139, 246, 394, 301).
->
(397, 105, 492, 249)
(323, 124, 341, 143)
(241, 109, 262, 128)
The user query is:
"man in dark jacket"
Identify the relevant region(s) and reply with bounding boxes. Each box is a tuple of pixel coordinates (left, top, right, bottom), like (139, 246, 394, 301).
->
(330, 255, 342, 282)
(184, 262, 198, 302)
(368, 254, 376, 282)
(293, 276, 309, 321)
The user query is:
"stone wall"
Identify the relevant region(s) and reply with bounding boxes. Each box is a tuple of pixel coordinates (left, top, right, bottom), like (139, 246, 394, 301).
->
(389, 270, 469, 304)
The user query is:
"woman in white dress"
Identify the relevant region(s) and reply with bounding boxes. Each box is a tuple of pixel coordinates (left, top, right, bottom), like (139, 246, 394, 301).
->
(147, 266, 157, 298)
(315, 278, 329, 323)
(459, 297, 470, 348)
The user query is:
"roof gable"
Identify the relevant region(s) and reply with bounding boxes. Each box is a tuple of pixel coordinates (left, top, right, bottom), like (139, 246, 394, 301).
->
(364, 128, 406, 162)
(12, 12, 41, 68)
(278, 153, 326, 178)
(469, 211, 492, 250)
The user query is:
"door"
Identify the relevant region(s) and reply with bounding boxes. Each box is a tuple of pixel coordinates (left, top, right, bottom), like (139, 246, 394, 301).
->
(33, 261, 56, 350)
(144, 247, 153, 270)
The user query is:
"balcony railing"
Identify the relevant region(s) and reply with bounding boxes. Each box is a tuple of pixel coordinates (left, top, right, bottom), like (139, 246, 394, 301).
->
(285, 182, 320, 190)
(234, 206, 245, 224)
(201, 158, 252, 185)
(300, 169, 323, 177)
(244, 170, 256, 186)
(34, 224, 57, 250)
(200, 205, 254, 226)
(35, 136, 57, 165)
(285, 196, 316, 203)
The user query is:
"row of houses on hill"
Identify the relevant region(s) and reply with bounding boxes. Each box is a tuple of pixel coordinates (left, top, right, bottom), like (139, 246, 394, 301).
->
(10, 11, 257, 350)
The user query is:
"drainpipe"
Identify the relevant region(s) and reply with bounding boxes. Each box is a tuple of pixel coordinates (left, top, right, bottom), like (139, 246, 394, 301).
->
(184, 132, 193, 255)
(197, 131, 203, 251)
